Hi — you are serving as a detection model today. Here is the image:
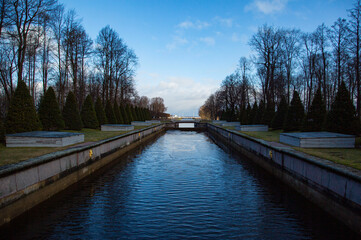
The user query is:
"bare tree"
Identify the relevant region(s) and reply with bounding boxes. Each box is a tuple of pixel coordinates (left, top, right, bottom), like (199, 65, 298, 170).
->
(281, 28, 301, 104)
(249, 24, 283, 104)
(348, 0, 361, 119)
(150, 97, 166, 118)
(9, 0, 56, 84)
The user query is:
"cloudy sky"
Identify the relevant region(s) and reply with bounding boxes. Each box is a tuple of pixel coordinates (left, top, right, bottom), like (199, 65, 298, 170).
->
(60, 0, 353, 116)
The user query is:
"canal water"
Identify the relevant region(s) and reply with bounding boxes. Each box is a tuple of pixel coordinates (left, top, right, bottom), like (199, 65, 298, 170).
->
(0, 131, 358, 239)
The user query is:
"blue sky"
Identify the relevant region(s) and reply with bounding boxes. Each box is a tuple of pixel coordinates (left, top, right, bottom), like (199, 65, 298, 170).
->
(60, 0, 353, 116)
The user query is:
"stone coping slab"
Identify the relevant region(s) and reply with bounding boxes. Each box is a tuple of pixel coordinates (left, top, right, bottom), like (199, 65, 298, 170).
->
(6, 131, 82, 138)
(221, 122, 241, 126)
(212, 120, 227, 124)
(101, 124, 134, 131)
(131, 121, 152, 126)
(146, 120, 161, 124)
(281, 132, 355, 138)
(6, 131, 84, 148)
(280, 132, 355, 148)
(236, 125, 268, 132)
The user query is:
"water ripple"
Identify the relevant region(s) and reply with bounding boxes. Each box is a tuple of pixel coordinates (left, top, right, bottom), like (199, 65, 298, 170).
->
(0, 131, 357, 239)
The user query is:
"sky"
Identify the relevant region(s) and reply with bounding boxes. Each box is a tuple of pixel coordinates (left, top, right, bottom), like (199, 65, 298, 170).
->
(60, 0, 354, 117)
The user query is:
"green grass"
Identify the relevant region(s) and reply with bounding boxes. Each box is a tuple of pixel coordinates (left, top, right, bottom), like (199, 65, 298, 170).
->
(294, 147, 361, 170)
(0, 126, 152, 167)
(234, 128, 361, 171)
(240, 130, 283, 142)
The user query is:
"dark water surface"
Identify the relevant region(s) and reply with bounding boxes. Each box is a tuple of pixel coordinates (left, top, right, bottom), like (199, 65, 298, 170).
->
(1, 131, 358, 239)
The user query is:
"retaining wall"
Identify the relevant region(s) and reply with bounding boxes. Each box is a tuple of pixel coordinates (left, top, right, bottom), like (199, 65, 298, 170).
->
(0, 124, 165, 226)
(207, 124, 361, 234)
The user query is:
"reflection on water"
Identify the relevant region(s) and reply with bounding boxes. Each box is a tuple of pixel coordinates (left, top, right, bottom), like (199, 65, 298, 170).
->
(0, 131, 357, 239)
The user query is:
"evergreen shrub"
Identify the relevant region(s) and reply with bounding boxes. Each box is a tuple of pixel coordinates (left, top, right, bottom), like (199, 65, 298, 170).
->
(303, 87, 326, 132)
(38, 87, 65, 131)
(81, 95, 99, 129)
(95, 97, 107, 126)
(63, 91, 83, 130)
(5, 80, 42, 133)
(283, 90, 304, 131)
(271, 96, 288, 130)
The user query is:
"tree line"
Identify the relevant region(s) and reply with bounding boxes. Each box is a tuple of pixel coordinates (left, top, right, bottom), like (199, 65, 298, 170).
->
(0, 0, 167, 139)
(199, 0, 361, 135)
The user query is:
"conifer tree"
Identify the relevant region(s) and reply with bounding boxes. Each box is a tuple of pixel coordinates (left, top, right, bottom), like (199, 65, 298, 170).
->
(126, 104, 134, 122)
(262, 101, 275, 126)
(271, 96, 288, 130)
(38, 87, 65, 131)
(254, 100, 264, 124)
(5, 80, 42, 133)
(105, 101, 116, 124)
(81, 95, 99, 129)
(326, 81, 360, 134)
(242, 103, 251, 125)
(140, 108, 146, 121)
(303, 87, 326, 132)
(95, 97, 107, 126)
(120, 105, 129, 124)
(145, 108, 151, 120)
(249, 102, 258, 124)
(135, 107, 141, 121)
(113, 102, 123, 124)
(283, 90, 304, 131)
(63, 91, 83, 130)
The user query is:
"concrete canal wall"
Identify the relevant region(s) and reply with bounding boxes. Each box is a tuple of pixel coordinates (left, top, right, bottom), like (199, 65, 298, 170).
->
(0, 125, 165, 226)
(207, 124, 361, 234)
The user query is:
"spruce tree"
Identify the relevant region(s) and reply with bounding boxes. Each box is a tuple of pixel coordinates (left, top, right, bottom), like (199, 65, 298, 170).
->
(135, 107, 141, 121)
(271, 95, 288, 130)
(120, 105, 129, 124)
(81, 95, 99, 129)
(249, 102, 258, 124)
(254, 100, 265, 124)
(303, 87, 326, 132)
(327, 81, 360, 134)
(105, 101, 116, 124)
(242, 103, 251, 125)
(63, 91, 83, 130)
(262, 100, 275, 126)
(95, 97, 107, 126)
(140, 108, 146, 121)
(145, 108, 151, 120)
(113, 101, 123, 124)
(126, 104, 134, 122)
(38, 87, 65, 131)
(5, 80, 42, 133)
(283, 90, 304, 132)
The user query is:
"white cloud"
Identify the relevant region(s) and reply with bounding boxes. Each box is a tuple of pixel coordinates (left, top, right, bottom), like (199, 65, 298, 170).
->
(245, 0, 288, 14)
(215, 17, 233, 27)
(166, 36, 189, 50)
(177, 20, 210, 30)
(137, 75, 218, 116)
(199, 37, 215, 46)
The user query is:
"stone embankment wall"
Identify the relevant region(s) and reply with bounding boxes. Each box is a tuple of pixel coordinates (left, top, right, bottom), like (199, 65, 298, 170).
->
(207, 124, 361, 234)
(0, 125, 165, 226)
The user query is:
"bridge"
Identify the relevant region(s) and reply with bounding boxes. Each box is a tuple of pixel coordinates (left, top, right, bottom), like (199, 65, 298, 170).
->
(166, 119, 207, 131)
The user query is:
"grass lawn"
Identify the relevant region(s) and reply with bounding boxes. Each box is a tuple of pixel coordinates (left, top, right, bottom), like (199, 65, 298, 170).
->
(236, 128, 361, 171)
(0, 126, 152, 167)
(240, 130, 283, 142)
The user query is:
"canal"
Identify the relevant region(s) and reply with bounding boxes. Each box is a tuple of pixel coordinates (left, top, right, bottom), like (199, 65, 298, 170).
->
(0, 131, 357, 239)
